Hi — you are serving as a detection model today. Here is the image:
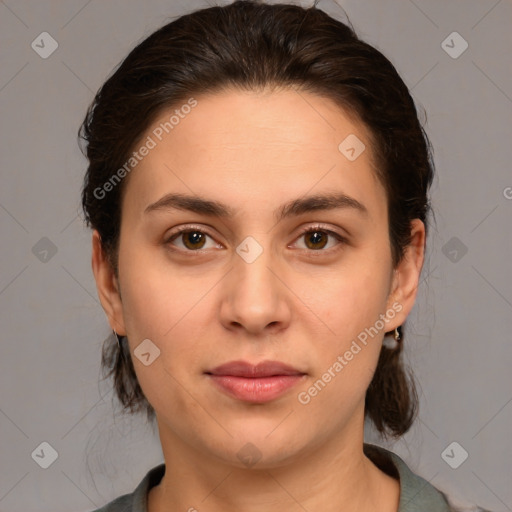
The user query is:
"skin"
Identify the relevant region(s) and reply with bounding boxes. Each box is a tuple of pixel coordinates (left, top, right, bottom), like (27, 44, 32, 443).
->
(92, 87, 425, 512)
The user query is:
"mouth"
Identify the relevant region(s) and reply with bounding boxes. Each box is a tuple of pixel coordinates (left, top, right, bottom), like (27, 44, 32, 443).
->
(205, 360, 307, 403)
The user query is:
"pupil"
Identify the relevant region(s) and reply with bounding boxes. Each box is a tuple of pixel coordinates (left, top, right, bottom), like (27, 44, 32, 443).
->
(186, 231, 204, 248)
(308, 231, 326, 249)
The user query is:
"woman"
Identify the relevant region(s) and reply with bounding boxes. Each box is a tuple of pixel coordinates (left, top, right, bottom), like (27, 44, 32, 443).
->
(79, 1, 487, 511)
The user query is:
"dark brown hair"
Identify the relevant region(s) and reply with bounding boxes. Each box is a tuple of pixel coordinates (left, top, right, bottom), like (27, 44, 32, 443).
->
(80, 0, 434, 439)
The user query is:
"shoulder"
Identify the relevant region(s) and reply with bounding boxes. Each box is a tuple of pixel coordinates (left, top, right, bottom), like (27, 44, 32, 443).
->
(364, 443, 452, 512)
(90, 493, 133, 512)
(364, 444, 494, 511)
(90, 463, 166, 512)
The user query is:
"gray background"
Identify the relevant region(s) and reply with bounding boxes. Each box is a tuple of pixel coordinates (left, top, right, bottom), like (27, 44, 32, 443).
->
(0, 0, 511, 511)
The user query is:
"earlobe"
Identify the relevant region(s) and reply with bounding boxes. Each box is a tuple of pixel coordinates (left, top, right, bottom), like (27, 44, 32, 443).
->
(91, 230, 126, 335)
(386, 219, 426, 328)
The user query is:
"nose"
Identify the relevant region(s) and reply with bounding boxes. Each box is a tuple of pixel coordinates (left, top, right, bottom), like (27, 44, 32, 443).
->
(219, 239, 292, 336)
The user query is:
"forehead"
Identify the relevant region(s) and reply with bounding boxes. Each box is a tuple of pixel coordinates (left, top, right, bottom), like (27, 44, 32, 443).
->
(121, 87, 385, 221)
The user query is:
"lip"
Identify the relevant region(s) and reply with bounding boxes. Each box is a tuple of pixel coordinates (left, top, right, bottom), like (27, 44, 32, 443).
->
(207, 360, 305, 378)
(205, 360, 307, 403)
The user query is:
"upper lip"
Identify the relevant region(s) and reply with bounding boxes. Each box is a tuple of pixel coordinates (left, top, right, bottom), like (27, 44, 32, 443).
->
(207, 360, 305, 377)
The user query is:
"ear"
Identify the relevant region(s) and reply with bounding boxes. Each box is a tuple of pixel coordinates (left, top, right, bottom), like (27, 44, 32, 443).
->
(91, 230, 126, 335)
(385, 219, 426, 328)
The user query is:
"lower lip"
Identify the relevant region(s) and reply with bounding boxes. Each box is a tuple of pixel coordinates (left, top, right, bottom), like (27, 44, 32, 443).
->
(207, 374, 305, 403)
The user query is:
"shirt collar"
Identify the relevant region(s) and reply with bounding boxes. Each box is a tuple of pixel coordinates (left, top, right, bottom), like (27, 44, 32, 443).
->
(129, 443, 451, 512)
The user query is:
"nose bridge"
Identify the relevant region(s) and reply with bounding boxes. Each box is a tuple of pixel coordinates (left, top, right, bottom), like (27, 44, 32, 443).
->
(234, 233, 277, 300)
(223, 231, 289, 332)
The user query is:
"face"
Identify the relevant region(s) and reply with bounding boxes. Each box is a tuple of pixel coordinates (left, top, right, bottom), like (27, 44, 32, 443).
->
(92, 87, 424, 468)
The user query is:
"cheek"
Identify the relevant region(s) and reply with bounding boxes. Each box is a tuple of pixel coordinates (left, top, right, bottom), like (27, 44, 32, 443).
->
(118, 242, 190, 338)
(298, 279, 387, 418)
(305, 261, 391, 338)
(299, 256, 391, 396)
(118, 262, 211, 413)
(120, 277, 170, 341)
(118, 247, 215, 371)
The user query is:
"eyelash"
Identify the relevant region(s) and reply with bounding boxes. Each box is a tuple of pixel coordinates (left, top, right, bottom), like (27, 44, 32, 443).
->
(164, 223, 347, 256)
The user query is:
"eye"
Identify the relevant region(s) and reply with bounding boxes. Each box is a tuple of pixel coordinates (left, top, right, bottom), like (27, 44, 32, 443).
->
(165, 225, 221, 252)
(292, 225, 347, 253)
(164, 224, 347, 254)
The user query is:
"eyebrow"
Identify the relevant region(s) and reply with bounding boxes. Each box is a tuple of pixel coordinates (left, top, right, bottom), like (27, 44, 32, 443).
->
(144, 191, 368, 222)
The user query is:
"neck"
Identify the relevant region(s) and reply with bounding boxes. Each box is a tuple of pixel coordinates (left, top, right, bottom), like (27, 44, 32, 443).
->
(148, 416, 399, 512)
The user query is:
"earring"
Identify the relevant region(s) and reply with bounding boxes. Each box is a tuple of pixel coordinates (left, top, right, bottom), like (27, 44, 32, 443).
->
(383, 326, 401, 349)
(113, 329, 123, 349)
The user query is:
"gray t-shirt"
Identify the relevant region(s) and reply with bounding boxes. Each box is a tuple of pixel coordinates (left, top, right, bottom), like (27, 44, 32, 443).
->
(91, 443, 452, 511)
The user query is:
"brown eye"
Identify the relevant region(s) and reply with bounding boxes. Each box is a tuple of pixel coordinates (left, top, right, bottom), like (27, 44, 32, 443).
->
(166, 228, 218, 251)
(293, 225, 346, 253)
(181, 231, 206, 250)
(303, 230, 329, 250)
